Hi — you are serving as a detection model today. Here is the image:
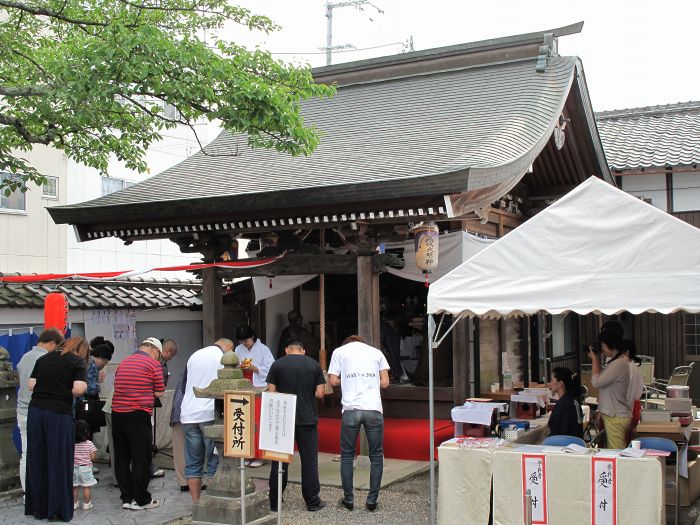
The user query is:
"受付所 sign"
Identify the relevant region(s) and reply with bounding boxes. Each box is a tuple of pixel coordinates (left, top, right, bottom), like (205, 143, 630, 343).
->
(259, 391, 297, 459)
(223, 391, 255, 458)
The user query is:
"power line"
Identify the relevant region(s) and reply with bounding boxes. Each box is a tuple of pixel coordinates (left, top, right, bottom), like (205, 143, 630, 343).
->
(271, 41, 404, 55)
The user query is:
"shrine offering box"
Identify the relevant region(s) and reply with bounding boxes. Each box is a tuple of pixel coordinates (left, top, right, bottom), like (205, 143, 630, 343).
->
(515, 402, 539, 420)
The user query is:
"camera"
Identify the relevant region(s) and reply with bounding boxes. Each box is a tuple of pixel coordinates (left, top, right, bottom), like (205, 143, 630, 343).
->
(584, 342, 602, 354)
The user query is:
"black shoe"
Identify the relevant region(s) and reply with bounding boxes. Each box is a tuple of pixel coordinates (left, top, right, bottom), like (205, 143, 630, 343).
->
(337, 498, 353, 511)
(180, 485, 189, 492)
(366, 502, 378, 512)
(307, 501, 326, 512)
(270, 503, 278, 512)
(201, 484, 207, 491)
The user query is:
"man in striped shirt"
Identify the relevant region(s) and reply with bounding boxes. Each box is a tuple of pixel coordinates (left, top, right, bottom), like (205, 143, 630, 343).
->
(111, 337, 165, 510)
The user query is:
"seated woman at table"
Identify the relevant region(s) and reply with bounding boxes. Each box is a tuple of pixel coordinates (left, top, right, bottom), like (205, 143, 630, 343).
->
(547, 367, 583, 438)
(590, 331, 631, 449)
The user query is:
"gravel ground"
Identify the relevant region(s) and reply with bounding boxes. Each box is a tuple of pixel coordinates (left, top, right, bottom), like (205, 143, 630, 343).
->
(166, 470, 435, 525)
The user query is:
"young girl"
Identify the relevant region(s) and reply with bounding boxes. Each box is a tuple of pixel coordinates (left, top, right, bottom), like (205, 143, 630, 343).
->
(73, 419, 98, 510)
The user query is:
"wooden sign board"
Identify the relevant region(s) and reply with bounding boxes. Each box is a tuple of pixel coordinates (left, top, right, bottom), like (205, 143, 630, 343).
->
(223, 391, 255, 458)
(259, 391, 297, 463)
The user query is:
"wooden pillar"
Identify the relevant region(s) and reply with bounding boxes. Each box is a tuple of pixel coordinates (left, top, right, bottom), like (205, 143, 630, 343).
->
(452, 316, 470, 405)
(357, 255, 380, 346)
(202, 267, 223, 346)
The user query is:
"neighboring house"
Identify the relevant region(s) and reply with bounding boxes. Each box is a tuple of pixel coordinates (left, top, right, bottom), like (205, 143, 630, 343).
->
(0, 145, 68, 274)
(597, 101, 700, 387)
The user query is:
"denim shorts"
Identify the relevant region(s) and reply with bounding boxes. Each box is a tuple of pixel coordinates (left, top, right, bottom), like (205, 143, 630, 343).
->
(73, 465, 97, 487)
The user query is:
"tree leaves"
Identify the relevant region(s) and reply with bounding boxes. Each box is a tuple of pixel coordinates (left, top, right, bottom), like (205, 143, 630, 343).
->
(0, 0, 335, 191)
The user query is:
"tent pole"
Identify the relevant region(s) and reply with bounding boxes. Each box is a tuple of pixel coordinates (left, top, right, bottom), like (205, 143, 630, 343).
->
(428, 314, 436, 525)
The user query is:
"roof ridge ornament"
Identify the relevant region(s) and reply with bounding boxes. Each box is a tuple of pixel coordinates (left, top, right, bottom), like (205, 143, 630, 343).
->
(536, 32, 558, 73)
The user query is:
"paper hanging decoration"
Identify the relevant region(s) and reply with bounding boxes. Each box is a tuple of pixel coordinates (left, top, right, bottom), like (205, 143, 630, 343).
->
(414, 222, 439, 287)
(44, 292, 69, 335)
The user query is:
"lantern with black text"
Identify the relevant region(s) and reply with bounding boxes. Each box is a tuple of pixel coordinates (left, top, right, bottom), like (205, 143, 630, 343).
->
(44, 292, 69, 335)
(414, 222, 439, 287)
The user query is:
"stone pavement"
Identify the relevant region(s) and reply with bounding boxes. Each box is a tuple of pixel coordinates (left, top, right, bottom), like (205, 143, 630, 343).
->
(0, 466, 192, 525)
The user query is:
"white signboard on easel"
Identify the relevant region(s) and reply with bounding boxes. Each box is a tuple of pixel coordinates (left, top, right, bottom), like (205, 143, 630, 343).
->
(259, 391, 297, 455)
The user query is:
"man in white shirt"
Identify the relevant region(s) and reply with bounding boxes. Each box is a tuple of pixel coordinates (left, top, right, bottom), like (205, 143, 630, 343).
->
(328, 335, 390, 512)
(180, 338, 234, 503)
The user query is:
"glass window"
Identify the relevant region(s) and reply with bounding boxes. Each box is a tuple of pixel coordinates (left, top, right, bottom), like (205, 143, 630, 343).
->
(685, 314, 700, 356)
(101, 177, 133, 196)
(0, 173, 26, 211)
(42, 176, 59, 199)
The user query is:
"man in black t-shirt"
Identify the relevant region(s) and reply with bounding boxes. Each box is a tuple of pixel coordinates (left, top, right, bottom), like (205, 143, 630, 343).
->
(265, 338, 326, 513)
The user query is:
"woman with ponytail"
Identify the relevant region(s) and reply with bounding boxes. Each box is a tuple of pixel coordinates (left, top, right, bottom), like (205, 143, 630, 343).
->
(548, 367, 584, 438)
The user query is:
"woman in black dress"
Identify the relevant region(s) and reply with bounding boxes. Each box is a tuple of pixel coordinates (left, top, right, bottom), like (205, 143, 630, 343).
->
(25, 336, 89, 522)
(547, 367, 583, 438)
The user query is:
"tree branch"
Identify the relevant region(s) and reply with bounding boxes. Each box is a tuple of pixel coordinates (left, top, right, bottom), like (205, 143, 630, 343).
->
(0, 85, 49, 97)
(0, 0, 113, 27)
(0, 113, 52, 144)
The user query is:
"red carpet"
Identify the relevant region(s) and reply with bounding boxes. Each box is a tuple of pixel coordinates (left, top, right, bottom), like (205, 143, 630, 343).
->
(317, 417, 454, 461)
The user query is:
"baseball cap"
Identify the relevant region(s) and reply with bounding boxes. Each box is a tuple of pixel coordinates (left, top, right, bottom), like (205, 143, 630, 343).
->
(141, 337, 163, 353)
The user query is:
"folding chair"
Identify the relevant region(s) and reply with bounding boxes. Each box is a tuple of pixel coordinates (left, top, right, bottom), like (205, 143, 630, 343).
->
(644, 363, 694, 408)
(542, 435, 586, 447)
(634, 437, 679, 525)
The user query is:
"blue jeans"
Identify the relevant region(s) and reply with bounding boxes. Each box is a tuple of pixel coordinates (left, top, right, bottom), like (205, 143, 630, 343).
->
(182, 421, 219, 479)
(340, 409, 384, 505)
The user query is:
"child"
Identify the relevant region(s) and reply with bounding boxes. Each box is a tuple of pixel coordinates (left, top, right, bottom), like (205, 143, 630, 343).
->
(73, 419, 98, 510)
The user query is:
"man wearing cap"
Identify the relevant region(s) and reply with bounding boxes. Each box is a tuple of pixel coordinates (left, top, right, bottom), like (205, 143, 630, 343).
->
(111, 337, 165, 510)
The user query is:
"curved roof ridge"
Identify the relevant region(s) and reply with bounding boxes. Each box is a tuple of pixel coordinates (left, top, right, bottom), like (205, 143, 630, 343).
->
(596, 100, 700, 121)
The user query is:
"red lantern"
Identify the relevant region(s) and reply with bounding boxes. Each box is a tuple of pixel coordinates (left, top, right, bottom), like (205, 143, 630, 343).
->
(44, 292, 69, 335)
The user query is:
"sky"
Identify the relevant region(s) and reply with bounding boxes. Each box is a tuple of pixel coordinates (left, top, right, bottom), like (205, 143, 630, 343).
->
(232, 0, 700, 112)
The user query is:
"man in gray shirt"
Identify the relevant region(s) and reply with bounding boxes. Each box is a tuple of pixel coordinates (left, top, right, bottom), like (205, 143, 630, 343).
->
(16, 328, 64, 492)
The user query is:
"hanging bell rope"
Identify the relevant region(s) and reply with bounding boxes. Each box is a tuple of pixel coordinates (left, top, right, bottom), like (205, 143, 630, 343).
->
(319, 228, 334, 394)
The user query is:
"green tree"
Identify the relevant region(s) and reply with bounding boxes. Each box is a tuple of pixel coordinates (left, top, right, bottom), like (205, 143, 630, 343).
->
(0, 0, 334, 194)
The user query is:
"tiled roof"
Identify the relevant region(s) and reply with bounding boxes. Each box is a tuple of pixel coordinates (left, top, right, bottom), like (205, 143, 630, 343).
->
(0, 277, 202, 309)
(48, 22, 611, 235)
(597, 101, 700, 170)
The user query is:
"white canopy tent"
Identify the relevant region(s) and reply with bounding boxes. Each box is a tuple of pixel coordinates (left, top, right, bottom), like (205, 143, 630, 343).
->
(424, 176, 700, 524)
(428, 176, 700, 318)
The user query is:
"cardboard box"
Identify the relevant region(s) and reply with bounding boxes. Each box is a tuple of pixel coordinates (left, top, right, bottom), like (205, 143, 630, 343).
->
(665, 458, 700, 506)
(636, 421, 682, 434)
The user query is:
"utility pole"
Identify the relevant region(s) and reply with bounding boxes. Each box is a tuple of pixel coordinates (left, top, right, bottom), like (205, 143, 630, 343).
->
(323, 1, 384, 66)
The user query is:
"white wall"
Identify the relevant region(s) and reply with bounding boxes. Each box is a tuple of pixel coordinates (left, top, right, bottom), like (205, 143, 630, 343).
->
(66, 122, 219, 277)
(673, 171, 700, 212)
(620, 174, 667, 211)
(0, 146, 68, 274)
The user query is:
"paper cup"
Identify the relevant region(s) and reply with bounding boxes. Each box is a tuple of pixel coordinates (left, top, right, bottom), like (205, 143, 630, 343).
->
(631, 440, 641, 450)
(491, 384, 498, 393)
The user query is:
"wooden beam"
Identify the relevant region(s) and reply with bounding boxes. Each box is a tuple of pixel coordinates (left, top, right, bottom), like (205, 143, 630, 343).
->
(452, 316, 470, 405)
(357, 255, 380, 347)
(217, 253, 403, 278)
(202, 267, 223, 346)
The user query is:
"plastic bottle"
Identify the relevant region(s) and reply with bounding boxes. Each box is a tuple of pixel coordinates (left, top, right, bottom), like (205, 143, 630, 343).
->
(503, 364, 513, 391)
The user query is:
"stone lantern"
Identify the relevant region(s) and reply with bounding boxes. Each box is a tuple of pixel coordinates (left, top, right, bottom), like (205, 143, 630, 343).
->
(191, 350, 273, 525)
(0, 346, 20, 493)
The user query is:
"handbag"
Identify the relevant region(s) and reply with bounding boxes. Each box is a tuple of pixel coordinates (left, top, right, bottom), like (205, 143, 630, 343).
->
(75, 397, 106, 431)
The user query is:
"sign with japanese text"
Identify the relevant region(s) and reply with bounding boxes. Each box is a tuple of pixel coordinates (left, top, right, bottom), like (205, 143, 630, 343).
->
(592, 457, 617, 525)
(223, 391, 255, 458)
(521, 453, 548, 524)
(259, 391, 297, 457)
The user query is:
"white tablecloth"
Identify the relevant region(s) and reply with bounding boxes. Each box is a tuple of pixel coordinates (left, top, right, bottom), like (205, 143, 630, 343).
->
(492, 447, 664, 525)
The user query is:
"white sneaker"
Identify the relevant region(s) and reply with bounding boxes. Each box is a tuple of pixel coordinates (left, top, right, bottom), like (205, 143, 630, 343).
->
(122, 501, 135, 509)
(130, 499, 160, 510)
(82, 502, 93, 510)
(73, 501, 79, 511)
(248, 459, 264, 468)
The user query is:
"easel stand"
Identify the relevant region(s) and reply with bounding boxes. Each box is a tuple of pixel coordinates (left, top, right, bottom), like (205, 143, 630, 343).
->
(277, 462, 283, 525)
(240, 458, 246, 525)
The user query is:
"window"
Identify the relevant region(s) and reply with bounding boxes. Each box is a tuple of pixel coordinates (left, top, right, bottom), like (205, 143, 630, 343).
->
(0, 173, 26, 212)
(101, 176, 134, 196)
(42, 176, 59, 199)
(685, 314, 700, 356)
